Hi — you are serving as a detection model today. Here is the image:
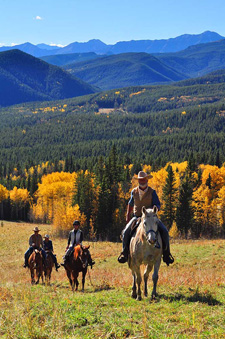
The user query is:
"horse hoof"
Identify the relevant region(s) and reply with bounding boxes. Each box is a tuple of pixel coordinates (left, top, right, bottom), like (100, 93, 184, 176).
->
(144, 293, 148, 297)
(151, 293, 157, 300)
(136, 296, 142, 301)
(131, 293, 137, 299)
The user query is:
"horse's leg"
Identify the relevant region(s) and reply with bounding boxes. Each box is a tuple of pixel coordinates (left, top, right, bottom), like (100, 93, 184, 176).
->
(36, 269, 40, 284)
(30, 268, 35, 285)
(75, 272, 79, 291)
(143, 264, 153, 297)
(136, 266, 142, 301)
(81, 269, 87, 292)
(131, 271, 137, 299)
(66, 270, 73, 290)
(41, 270, 44, 284)
(152, 258, 161, 299)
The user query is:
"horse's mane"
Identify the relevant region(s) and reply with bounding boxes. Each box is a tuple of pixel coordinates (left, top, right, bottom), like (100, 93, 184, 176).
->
(74, 245, 82, 260)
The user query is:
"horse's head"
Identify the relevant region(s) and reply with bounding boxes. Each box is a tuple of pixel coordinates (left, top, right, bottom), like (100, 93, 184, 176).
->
(33, 249, 42, 268)
(141, 206, 159, 246)
(79, 245, 90, 269)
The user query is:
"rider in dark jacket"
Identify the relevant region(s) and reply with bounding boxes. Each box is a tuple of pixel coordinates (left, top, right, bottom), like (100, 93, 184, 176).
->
(43, 235, 60, 271)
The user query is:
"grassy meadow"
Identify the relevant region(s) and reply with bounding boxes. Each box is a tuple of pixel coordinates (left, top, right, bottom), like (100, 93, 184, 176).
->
(0, 221, 224, 339)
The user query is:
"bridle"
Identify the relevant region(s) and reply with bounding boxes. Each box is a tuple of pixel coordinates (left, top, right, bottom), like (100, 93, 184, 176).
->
(145, 227, 160, 249)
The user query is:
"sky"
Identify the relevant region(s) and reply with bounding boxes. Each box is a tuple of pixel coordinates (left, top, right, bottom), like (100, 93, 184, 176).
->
(1, 0, 225, 47)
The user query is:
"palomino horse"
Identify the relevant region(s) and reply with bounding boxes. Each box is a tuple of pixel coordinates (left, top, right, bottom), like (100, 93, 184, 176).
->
(128, 206, 162, 301)
(44, 251, 54, 285)
(63, 245, 90, 292)
(28, 249, 44, 285)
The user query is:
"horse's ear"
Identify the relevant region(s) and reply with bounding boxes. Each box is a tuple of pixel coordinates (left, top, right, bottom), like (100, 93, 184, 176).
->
(86, 245, 90, 249)
(142, 206, 146, 215)
(153, 205, 158, 214)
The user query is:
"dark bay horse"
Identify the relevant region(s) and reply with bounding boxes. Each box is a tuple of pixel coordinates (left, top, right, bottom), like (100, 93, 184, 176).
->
(44, 250, 54, 285)
(128, 206, 162, 301)
(28, 249, 44, 285)
(63, 245, 90, 292)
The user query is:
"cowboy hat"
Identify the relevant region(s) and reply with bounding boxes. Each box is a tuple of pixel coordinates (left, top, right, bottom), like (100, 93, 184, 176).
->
(133, 171, 153, 180)
(44, 234, 49, 239)
(33, 226, 40, 232)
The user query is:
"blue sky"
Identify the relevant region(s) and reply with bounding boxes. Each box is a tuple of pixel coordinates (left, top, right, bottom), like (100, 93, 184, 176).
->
(1, 0, 225, 46)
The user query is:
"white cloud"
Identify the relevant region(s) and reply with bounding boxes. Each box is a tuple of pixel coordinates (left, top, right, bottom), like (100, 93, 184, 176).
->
(35, 16, 43, 20)
(11, 43, 18, 46)
(50, 43, 65, 48)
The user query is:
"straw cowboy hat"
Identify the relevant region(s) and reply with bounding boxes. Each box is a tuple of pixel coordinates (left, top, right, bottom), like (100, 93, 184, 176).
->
(33, 226, 40, 232)
(133, 171, 153, 180)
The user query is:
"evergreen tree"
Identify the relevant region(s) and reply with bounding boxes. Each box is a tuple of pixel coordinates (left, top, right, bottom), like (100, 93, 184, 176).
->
(176, 175, 194, 239)
(30, 167, 38, 196)
(161, 165, 177, 230)
(72, 171, 96, 234)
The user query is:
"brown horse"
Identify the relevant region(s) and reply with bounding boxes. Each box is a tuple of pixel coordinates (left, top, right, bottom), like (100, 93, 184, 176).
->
(63, 245, 90, 291)
(28, 249, 44, 285)
(44, 251, 54, 285)
(129, 206, 162, 301)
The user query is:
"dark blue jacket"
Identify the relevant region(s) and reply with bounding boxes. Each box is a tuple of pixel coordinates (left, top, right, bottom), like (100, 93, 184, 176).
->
(43, 240, 53, 252)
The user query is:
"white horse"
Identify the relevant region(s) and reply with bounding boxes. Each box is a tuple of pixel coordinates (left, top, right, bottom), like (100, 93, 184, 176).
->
(128, 206, 162, 301)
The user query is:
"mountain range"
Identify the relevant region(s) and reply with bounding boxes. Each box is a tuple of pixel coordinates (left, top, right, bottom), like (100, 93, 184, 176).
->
(1, 31, 225, 106)
(58, 38, 225, 90)
(0, 31, 223, 57)
(0, 50, 96, 107)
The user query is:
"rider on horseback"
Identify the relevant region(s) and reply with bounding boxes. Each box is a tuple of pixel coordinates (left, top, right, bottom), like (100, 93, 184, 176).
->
(61, 220, 95, 268)
(43, 235, 60, 271)
(23, 226, 47, 268)
(118, 171, 174, 266)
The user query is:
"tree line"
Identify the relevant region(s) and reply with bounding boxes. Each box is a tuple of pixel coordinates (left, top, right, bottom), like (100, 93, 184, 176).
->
(0, 149, 224, 240)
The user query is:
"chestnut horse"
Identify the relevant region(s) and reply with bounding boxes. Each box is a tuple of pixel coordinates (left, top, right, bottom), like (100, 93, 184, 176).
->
(128, 206, 162, 301)
(44, 251, 54, 285)
(28, 249, 44, 285)
(63, 245, 90, 291)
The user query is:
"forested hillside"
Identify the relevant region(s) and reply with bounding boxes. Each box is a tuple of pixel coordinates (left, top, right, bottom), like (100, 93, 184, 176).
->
(157, 38, 225, 77)
(64, 53, 187, 90)
(0, 49, 96, 107)
(0, 70, 225, 173)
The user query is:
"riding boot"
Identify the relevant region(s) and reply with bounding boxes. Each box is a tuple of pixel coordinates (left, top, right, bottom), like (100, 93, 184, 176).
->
(158, 220, 174, 266)
(163, 247, 174, 266)
(23, 260, 28, 268)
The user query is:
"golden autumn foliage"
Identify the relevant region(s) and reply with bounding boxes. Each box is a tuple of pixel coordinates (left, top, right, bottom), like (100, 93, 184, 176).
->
(31, 172, 77, 222)
(10, 187, 30, 205)
(0, 185, 8, 203)
(2, 161, 224, 238)
(53, 203, 86, 235)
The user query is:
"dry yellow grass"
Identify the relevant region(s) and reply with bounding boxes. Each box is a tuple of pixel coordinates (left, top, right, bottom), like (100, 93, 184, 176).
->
(0, 221, 225, 339)
(0, 221, 224, 290)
